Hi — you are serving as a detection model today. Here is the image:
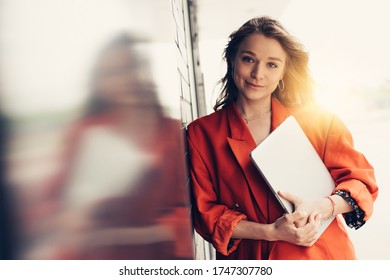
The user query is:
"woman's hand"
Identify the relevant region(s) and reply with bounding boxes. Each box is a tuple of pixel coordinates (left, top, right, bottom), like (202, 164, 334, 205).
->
(278, 191, 332, 228)
(271, 210, 321, 247)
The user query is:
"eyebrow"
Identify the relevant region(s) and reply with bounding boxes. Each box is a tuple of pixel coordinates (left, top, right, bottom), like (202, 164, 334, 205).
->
(239, 50, 284, 63)
(268, 57, 283, 63)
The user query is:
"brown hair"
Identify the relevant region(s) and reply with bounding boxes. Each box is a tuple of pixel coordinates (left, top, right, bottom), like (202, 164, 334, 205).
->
(86, 33, 163, 117)
(214, 16, 315, 111)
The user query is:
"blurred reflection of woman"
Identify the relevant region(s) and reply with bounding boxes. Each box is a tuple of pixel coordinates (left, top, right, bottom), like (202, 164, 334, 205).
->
(24, 34, 193, 260)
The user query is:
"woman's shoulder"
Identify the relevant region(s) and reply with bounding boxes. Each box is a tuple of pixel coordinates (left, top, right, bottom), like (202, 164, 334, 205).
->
(187, 107, 228, 136)
(63, 113, 115, 144)
(288, 103, 337, 128)
(287, 103, 352, 143)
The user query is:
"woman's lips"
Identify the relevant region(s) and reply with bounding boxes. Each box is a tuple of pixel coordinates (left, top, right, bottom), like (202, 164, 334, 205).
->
(246, 81, 265, 88)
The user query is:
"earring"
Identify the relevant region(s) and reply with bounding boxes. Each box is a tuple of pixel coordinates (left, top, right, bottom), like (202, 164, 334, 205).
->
(231, 68, 235, 78)
(278, 79, 285, 92)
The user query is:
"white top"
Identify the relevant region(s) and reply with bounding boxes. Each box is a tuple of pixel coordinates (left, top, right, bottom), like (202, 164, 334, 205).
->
(65, 126, 154, 208)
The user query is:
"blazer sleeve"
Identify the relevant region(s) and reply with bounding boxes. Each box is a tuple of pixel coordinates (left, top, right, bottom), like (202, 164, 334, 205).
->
(187, 131, 247, 256)
(324, 115, 378, 222)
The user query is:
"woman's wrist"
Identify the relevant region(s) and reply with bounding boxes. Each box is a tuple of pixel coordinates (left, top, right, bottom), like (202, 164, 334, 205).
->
(232, 220, 276, 241)
(265, 222, 278, 241)
(318, 197, 334, 220)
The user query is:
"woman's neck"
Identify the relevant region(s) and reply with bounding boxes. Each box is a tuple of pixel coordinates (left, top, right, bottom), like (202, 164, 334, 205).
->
(106, 105, 161, 142)
(109, 105, 159, 121)
(236, 95, 272, 121)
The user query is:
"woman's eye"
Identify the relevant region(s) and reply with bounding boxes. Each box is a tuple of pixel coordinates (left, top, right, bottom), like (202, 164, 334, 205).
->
(267, 62, 278, 68)
(242, 56, 254, 63)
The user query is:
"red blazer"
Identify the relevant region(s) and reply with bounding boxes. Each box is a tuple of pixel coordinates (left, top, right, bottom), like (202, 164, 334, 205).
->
(187, 97, 378, 260)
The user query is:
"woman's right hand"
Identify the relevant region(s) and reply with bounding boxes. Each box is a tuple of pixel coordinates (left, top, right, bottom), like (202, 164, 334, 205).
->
(271, 210, 321, 247)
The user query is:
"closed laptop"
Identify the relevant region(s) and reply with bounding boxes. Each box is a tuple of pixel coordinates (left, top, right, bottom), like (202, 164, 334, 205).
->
(250, 115, 335, 236)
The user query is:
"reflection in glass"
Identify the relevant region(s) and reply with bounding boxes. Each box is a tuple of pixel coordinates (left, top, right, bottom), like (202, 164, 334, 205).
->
(1, 28, 193, 259)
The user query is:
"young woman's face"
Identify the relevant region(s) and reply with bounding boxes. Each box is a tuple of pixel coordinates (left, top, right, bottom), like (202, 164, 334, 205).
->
(95, 46, 136, 103)
(96, 46, 157, 106)
(233, 33, 287, 103)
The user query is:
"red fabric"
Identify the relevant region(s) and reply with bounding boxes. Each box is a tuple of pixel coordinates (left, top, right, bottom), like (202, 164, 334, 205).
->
(187, 97, 378, 260)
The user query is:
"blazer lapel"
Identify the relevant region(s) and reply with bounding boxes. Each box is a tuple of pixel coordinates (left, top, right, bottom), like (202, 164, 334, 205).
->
(226, 98, 290, 222)
(270, 97, 290, 131)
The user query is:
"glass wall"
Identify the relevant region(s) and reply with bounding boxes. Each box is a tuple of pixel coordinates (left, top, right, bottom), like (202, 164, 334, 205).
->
(0, 0, 198, 259)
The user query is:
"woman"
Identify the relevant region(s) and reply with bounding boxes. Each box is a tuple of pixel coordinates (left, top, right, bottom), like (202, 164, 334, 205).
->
(21, 34, 193, 260)
(187, 16, 378, 260)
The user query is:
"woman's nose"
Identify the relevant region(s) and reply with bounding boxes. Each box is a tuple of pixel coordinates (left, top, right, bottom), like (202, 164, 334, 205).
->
(251, 63, 264, 79)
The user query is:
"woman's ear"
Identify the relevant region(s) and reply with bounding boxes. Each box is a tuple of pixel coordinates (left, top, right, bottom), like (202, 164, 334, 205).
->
(281, 66, 287, 78)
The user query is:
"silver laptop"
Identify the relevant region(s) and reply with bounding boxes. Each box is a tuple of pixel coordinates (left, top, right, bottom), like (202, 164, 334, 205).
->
(250, 115, 335, 236)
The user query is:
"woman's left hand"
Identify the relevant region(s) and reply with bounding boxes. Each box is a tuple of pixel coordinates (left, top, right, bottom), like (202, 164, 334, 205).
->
(278, 191, 332, 228)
